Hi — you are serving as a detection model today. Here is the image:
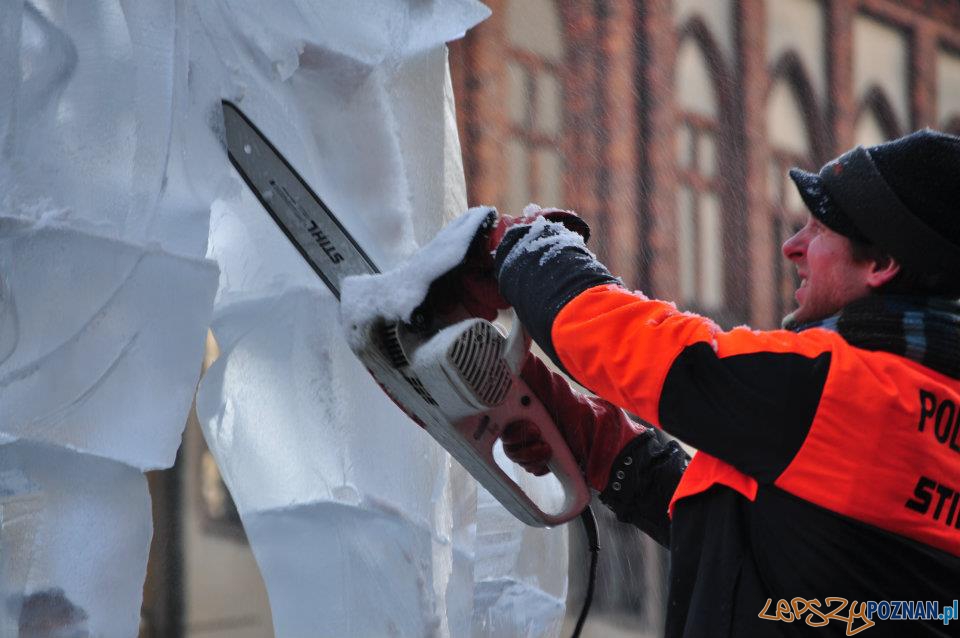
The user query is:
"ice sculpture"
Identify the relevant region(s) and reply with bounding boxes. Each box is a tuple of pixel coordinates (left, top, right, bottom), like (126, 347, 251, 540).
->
(195, 1, 571, 636)
(0, 2, 220, 635)
(0, 0, 570, 634)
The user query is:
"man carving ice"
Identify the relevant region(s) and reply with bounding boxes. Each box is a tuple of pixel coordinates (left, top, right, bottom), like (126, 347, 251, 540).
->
(464, 129, 960, 636)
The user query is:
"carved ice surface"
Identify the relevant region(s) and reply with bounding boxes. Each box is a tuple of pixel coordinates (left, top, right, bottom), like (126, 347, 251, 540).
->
(0, 1, 227, 257)
(0, 442, 152, 638)
(0, 1, 220, 635)
(196, 290, 476, 635)
(0, 220, 218, 468)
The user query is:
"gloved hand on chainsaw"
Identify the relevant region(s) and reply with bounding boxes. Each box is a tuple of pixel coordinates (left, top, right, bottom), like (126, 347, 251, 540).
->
(502, 353, 644, 491)
(458, 207, 590, 321)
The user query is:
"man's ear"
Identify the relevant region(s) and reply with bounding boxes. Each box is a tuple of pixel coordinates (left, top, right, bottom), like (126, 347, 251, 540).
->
(865, 255, 900, 289)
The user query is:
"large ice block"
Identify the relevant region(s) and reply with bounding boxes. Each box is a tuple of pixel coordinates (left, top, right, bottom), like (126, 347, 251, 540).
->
(1, 3, 225, 636)
(3, 0, 576, 634)
(198, 289, 441, 513)
(0, 218, 219, 470)
(0, 442, 151, 638)
(0, 0, 226, 468)
(194, 0, 490, 273)
(197, 1, 560, 635)
(198, 0, 491, 514)
(197, 286, 478, 636)
(197, 1, 573, 635)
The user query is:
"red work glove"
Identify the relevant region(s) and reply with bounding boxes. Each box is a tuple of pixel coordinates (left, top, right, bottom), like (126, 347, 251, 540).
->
(486, 207, 590, 264)
(502, 354, 644, 491)
(459, 208, 590, 320)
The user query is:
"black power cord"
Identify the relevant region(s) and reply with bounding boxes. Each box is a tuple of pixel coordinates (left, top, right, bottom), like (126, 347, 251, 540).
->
(571, 505, 600, 638)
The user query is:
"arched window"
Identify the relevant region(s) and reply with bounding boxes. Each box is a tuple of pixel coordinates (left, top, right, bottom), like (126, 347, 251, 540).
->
(853, 14, 909, 139)
(675, 33, 724, 312)
(854, 87, 901, 146)
(766, 74, 816, 320)
(938, 48, 960, 134)
(504, 0, 565, 215)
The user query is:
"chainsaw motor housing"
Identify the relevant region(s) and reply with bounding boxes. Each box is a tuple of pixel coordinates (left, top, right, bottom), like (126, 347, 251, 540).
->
(350, 313, 592, 527)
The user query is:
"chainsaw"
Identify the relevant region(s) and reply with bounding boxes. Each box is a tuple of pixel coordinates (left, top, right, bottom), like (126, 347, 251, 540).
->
(221, 101, 591, 527)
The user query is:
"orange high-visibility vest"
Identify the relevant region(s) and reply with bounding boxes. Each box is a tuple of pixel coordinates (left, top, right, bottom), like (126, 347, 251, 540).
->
(552, 284, 960, 557)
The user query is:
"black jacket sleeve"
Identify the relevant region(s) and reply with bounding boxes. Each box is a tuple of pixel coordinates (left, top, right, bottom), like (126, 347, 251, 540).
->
(599, 428, 690, 547)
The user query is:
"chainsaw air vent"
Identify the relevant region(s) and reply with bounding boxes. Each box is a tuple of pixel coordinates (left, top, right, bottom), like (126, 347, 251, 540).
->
(379, 321, 437, 406)
(449, 322, 512, 407)
(381, 321, 410, 369)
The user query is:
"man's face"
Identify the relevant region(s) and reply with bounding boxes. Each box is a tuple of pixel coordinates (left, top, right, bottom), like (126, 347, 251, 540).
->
(781, 216, 875, 324)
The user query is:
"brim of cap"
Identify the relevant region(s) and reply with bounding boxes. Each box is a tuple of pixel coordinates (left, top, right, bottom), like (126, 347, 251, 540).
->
(788, 168, 830, 223)
(787, 167, 868, 241)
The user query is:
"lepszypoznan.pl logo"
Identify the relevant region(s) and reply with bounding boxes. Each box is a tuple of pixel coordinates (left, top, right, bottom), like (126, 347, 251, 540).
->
(758, 597, 958, 635)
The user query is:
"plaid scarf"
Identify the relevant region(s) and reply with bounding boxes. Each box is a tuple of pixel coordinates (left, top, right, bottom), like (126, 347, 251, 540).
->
(784, 295, 960, 380)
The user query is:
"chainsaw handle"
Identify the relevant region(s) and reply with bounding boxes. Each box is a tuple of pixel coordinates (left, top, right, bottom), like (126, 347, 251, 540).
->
(484, 311, 591, 525)
(474, 375, 592, 527)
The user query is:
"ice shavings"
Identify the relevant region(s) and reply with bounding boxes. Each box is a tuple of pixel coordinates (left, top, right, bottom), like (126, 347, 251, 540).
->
(680, 309, 723, 339)
(473, 579, 565, 637)
(640, 301, 723, 352)
(339, 206, 494, 338)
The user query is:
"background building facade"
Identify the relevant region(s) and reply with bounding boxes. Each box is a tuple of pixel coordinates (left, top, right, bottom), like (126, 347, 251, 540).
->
(449, 0, 960, 330)
(143, 2, 960, 636)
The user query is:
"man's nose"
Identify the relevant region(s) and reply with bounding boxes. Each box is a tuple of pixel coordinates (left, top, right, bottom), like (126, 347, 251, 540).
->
(782, 228, 806, 261)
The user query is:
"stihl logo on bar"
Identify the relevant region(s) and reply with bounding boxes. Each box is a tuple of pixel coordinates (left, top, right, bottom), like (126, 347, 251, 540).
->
(305, 219, 344, 264)
(269, 179, 344, 264)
